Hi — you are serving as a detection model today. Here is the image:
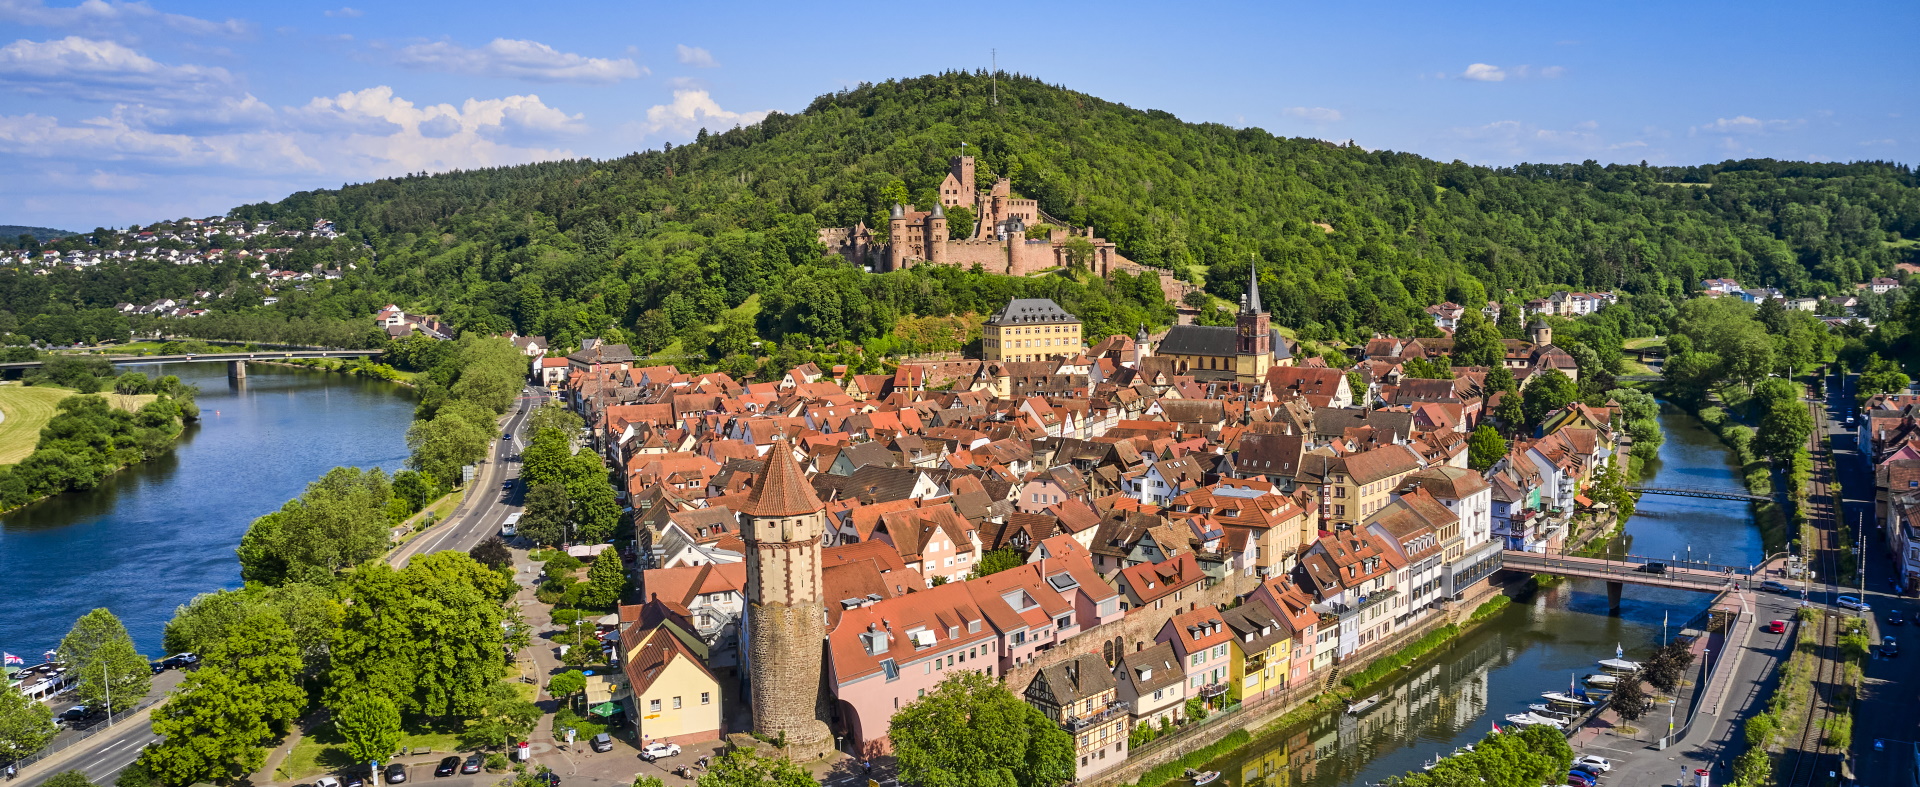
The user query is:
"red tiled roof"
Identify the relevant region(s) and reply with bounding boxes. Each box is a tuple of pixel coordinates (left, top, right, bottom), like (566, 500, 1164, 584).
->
(740, 441, 823, 517)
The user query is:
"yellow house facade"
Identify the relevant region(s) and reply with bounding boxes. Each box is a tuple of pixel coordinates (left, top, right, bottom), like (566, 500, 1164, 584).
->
(621, 626, 723, 746)
(1223, 604, 1292, 705)
(983, 298, 1082, 363)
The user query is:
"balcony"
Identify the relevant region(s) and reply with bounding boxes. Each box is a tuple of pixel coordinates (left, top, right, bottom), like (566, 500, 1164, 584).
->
(1063, 699, 1130, 732)
(1197, 683, 1229, 699)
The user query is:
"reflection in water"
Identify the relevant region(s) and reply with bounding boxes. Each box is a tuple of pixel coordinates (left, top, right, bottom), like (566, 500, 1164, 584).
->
(0, 363, 414, 656)
(1217, 402, 1760, 787)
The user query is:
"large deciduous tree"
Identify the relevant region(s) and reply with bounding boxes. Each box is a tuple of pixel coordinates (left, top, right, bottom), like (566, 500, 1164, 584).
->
(334, 693, 403, 765)
(564, 451, 619, 544)
(1451, 311, 1504, 368)
(0, 682, 57, 761)
(518, 428, 572, 489)
(520, 483, 573, 547)
(890, 671, 1075, 787)
(579, 547, 628, 610)
(1520, 368, 1577, 429)
(1467, 425, 1507, 471)
(695, 749, 818, 787)
(58, 608, 150, 713)
(237, 466, 395, 585)
(145, 667, 275, 785)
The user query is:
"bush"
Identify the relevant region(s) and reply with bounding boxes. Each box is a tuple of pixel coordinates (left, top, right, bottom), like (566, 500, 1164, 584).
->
(1468, 595, 1511, 623)
(1131, 730, 1250, 787)
(1342, 624, 1459, 691)
(550, 608, 583, 627)
(484, 753, 510, 772)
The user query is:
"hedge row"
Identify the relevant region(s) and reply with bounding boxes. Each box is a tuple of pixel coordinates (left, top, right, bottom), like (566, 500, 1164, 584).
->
(1341, 623, 1461, 691)
(1130, 729, 1252, 787)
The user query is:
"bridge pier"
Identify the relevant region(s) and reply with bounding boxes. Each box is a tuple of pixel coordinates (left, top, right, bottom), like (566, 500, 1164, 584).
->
(228, 360, 246, 380)
(1606, 581, 1623, 614)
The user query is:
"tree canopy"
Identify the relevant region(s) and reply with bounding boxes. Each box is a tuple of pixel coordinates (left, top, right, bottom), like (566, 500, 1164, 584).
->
(890, 671, 1075, 787)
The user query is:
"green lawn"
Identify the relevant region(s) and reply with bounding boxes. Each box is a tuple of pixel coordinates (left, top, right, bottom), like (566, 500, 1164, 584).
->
(276, 722, 467, 780)
(0, 385, 67, 464)
(0, 386, 156, 465)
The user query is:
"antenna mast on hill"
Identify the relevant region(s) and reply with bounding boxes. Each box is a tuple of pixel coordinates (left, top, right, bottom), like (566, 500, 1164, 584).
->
(992, 49, 997, 107)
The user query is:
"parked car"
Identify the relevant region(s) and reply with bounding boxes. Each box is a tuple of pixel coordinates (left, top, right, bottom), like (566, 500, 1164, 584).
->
(589, 733, 613, 753)
(1567, 772, 1597, 787)
(1573, 756, 1613, 773)
(435, 757, 460, 777)
(315, 778, 341, 787)
(342, 772, 366, 787)
(1838, 596, 1872, 611)
(640, 742, 681, 761)
(386, 764, 408, 784)
(58, 705, 90, 722)
(160, 653, 198, 669)
(462, 754, 484, 774)
(531, 773, 560, 787)
(1762, 580, 1791, 594)
(1769, 620, 1788, 634)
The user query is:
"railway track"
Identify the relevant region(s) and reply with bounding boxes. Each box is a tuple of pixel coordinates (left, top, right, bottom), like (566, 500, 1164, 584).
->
(1781, 400, 1847, 787)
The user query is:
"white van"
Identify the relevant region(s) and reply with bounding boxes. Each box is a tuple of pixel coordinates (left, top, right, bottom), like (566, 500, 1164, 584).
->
(500, 512, 523, 537)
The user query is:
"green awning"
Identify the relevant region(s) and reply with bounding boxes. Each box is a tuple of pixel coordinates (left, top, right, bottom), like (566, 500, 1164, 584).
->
(589, 701, 621, 717)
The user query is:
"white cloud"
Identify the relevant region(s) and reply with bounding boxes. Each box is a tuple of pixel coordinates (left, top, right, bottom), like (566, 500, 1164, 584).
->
(1461, 63, 1506, 82)
(0, 0, 250, 39)
(324, 7, 360, 17)
(1457, 63, 1564, 82)
(1691, 115, 1801, 135)
(1282, 106, 1343, 123)
(675, 44, 716, 68)
(0, 36, 238, 104)
(396, 38, 644, 83)
(639, 89, 769, 136)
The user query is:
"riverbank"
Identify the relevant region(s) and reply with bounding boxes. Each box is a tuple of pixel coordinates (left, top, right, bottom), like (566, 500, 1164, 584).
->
(0, 384, 191, 514)
(1114, 593, 1517, 787)
(0, 362, 417, 657)
(254, 357, 420, 387)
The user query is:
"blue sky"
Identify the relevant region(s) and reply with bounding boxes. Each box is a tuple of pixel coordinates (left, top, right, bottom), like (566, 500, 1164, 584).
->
(1, 0, 1914, 230)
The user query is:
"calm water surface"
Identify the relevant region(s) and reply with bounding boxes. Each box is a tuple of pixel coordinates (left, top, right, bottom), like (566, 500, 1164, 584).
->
(0, 363, 414, 658)
(1215, 402, 1763, 787)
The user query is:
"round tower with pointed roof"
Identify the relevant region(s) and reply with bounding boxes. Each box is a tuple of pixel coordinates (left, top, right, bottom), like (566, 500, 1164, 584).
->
(739, 439, 833, 757)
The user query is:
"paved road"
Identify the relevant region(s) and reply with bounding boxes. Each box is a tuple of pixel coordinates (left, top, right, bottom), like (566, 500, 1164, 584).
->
(387, 390, 538, 567)
(16, 389, 542, 787)
(1829, 370, 1920, 787)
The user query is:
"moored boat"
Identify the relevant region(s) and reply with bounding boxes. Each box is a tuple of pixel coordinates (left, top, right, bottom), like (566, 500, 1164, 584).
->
(1597, 658, 1641, 674)
(1347, 694, 1381, 715)
(1542, 691, 1597, 706)
(1187, 770, 1222, 786)
(1584, 673, 1619, 688)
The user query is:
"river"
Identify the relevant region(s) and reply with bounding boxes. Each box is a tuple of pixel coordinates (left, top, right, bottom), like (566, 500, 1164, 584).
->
(0, 363, 415, 659)
(1213, 403, 1764, 787)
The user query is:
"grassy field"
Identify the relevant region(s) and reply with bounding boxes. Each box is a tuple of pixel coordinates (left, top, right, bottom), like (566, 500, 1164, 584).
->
(276, 722, 465, 780)
(0, 385, 68, 464)
(0, 386, 157, 464)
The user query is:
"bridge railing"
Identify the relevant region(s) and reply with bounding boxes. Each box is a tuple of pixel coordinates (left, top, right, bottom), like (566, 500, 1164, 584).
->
(1502, 549, 1749, 589)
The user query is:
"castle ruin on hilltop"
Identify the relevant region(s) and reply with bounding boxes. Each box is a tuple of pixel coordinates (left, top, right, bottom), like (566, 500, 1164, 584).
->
(819, 156, 1190, 303)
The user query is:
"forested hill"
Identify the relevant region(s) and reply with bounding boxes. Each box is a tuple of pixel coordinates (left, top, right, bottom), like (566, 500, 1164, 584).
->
(21, 71, 1920, 354)
(2, 225, 74, 244)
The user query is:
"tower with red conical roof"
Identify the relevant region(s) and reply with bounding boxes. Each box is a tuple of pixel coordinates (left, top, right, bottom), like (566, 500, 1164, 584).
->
(739, 438, 833, 757)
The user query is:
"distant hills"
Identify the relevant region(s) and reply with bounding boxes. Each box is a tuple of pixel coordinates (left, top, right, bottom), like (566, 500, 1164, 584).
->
(1, 225, 75, 242)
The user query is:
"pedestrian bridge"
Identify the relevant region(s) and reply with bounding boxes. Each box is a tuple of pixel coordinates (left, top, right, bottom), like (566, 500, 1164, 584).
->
(1627, 484, 1771, 502)
(1502, 550, 1751, 608)
(0, 349, 381, 372)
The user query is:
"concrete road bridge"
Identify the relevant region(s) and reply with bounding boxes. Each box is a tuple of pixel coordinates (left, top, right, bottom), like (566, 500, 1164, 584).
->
(1502, 550, 1754, 611)
(0, 349, 382, 378)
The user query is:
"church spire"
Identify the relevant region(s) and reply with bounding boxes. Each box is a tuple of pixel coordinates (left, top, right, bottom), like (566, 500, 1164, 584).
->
(1243, 254, 1263, 315)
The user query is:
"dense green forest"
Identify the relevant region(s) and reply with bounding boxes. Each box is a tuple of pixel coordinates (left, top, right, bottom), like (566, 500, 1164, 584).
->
(4, 71, 1918, 362)
(1, 225, 75, 245)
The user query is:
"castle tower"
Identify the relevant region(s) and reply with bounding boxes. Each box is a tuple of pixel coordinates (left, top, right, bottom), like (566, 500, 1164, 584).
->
(949, 155, 976, 209)
(929, 203, 947, 265)
(1234, 256, 1273, 383)
(887, 203, 907, 271)
(740, 440, 833, 757)
(1528, 319, 1552, 347)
